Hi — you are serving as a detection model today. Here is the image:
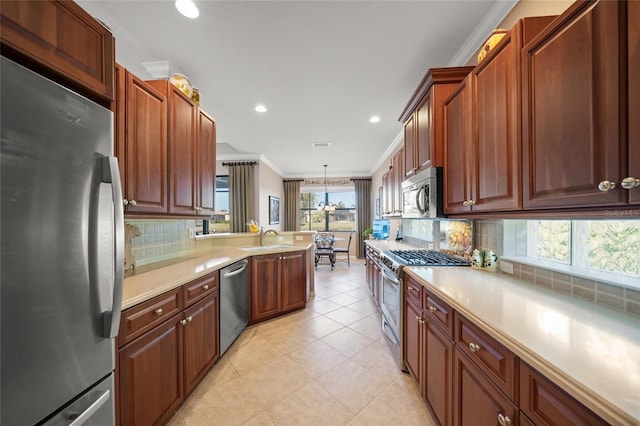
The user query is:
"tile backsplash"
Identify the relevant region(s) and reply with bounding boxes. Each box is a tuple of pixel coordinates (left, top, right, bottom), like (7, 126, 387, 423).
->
(125, 219, 197, 268)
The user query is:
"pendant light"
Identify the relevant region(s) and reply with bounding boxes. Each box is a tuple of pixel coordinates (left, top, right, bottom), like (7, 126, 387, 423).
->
(317, 164, 336, 212)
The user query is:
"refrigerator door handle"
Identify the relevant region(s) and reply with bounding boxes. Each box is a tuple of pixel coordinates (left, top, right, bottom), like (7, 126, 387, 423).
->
(102, 156, 125, 338)
(68, 389, 111, 426)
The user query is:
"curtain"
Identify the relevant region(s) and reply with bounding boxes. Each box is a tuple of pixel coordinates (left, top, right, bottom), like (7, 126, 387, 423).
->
(227, 162, 256, 233)
(352, 178, 372, 258)
(283, 179, 302, 231)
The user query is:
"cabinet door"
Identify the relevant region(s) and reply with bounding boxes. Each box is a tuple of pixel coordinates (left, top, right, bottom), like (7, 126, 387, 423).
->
(520, 362, 607, 426)
(119, 315, 183, 426)
(404, 298, 424, 396)
(124, 72, 168, 214)
(183, 292, 219, 396)
(167, 85, 198, 215)
(629, 0, 640, 205)
(382, 169, 393, 215)
(114, 64, 126, 189)
(197, 109, 216, 215)
(0, 0, 115, 102)
(522, 0, 626, 209)
(416, 92, 433, 171)
(444, 75, 474, 214)
(281, 251, 307, 312)
(453, 347, 518, 426)
(251, 254, 281, 321)
(392, 149, 404, 214)
(472, 25, 521, 212)
(404, 114, 416, 178)
(425, 321, 454, 426)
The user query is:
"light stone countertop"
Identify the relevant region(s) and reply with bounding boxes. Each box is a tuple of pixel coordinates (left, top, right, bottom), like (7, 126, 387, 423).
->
(122, 243, 312, 310)
(405, 266, 640, 425)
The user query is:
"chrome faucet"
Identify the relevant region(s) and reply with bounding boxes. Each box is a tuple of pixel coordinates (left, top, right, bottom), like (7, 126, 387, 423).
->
(260, 228, 278, 246)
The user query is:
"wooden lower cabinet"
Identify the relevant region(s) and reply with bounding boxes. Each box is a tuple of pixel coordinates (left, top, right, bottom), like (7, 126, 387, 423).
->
(404, 298, 423, 395)
(425, 319, 454, 426)
(184, 292, 219, 395)
(119, 314, 183, 426)
(251, 251, 307, 323)
(453, 346, 518, 426)
(118, 287, 219, 425)
(520, 362, 608, 426)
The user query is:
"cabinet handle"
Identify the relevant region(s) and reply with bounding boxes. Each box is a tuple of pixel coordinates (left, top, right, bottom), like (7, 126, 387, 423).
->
(407, 286, 413, 291)
(194, 206, 201, 211)
(598, 180, 616, 192)
(122, 199, 129, 206)
(429, 306, 437, 313)
(467, 200, 475, 206)
(469, 342, 481, 353)
(418, 318, 425, 325)
(203, 284, 209, 290)
(498, 414, 512, 426)
(180, 319, 187, 326)
(154, 308, 163, 315)
(462, 200, 469, 206)
(621, 177, 640, 190)
(187, 316, 193, 322)
(129, 199, 137, 206)
(415, 316, 421, 323)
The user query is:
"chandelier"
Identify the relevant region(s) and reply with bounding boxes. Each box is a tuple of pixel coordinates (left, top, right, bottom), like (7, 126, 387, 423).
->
(317, 164, 336, 212)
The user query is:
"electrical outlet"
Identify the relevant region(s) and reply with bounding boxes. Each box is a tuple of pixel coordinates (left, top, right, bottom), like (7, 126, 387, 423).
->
(500, 261, 514, 274)
(187, 228, 195, 239)
(295, 236, 303, 241)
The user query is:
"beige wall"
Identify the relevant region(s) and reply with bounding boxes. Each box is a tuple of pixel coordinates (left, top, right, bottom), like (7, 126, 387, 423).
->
(258, 161, 284, 232)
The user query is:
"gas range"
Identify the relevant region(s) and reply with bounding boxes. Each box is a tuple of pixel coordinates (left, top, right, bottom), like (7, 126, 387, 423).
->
(380, 249, 470, 276)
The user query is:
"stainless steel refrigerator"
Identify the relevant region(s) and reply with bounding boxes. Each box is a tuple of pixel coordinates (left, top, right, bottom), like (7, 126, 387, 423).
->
(1, 56, 124, 425)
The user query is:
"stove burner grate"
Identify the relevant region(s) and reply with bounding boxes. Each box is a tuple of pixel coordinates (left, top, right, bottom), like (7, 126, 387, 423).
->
(388, 250, 470, 266)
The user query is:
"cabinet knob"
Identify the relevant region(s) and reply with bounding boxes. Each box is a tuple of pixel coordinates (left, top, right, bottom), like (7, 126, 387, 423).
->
(621, 177, 640, 190)
(154, 308, 163, 315)
(462, 200, 469, 206)
(122, 199, 129, 206)
(598, 180, 616, 192)
(203, 284, 209, 290)
(180, 319, 187, 326)
(129, 199, 137, 206)
(194, 206, 202, 211)
(469, 342, 481, 353)
(418, 318, 425, 325)
(407, 286, 413, 291)
(498, 414, 512, 426)
(429, 306, 437, 313)
(187, 316, 193, 322)
(415, 315, 421, 323)
(467, 200, 475, 206)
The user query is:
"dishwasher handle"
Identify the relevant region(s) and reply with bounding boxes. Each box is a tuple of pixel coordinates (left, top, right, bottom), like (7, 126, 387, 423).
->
(223, 259, 249, 278)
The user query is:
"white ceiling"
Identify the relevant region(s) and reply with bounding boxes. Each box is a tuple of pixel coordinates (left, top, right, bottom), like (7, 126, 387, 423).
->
(79, 0, 515, 178)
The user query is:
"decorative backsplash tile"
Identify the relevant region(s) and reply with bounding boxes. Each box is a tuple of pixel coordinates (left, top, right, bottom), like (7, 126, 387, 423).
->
(125, 219, 197, 268)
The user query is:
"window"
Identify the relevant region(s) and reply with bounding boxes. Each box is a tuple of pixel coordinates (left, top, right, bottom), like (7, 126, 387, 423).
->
(510, 220, 640, 280)
(300, 190, 357, 232)
(210, 175, 229, 233)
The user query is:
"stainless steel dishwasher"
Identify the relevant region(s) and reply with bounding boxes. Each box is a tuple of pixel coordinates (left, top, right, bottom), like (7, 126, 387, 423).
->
(219, 259, 249, 355)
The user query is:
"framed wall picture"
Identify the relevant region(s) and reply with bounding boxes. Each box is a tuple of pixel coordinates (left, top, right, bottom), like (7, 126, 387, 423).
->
(269, 196, 280, 225)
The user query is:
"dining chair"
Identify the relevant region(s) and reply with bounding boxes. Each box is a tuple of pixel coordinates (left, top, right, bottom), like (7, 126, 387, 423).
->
(314, 232, 336, 270)
(333, 231, 353, 266)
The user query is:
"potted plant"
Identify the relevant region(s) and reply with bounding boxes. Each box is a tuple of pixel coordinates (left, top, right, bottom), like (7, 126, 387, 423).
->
(362, 227, 373, 239)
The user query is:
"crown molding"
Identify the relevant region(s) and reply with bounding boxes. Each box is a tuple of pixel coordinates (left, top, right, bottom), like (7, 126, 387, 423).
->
(448, 0, 518, 66)
(370, 129, 404, 175)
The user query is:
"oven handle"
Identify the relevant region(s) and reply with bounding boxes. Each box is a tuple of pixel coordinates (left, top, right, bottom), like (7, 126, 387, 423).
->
(415, 186, 425, 215)
(381, 266, 400, 285)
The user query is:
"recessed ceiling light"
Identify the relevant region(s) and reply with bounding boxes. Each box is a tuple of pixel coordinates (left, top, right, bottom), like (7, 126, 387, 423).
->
(255, 105, 267, 113)
(175, 0, 199, 19)
(369, 116, 381, 123)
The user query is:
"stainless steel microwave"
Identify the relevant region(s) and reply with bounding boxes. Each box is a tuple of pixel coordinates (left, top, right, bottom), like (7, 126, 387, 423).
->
(401, 167, 444, 218)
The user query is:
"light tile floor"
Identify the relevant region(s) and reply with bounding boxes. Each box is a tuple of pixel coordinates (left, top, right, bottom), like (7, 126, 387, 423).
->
(168, 259, 436, 426)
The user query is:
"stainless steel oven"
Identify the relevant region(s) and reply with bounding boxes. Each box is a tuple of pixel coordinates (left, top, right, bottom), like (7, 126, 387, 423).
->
(401, 167, 444, 218)
(379, 255, 404, 370)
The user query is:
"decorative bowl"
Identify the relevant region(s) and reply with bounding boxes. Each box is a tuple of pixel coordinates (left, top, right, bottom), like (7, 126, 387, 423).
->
(169, 73, 193, 99)
(477, 29, 507, 63)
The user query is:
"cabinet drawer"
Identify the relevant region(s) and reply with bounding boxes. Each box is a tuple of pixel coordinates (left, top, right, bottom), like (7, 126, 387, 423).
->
(423, 288, 454, 337)
(455, 313, 518, 401)
(183, 272, 218, 307)
(119, 288, 182, 346)
(404, 275, 423, 306)
(520, 362, 607, 426)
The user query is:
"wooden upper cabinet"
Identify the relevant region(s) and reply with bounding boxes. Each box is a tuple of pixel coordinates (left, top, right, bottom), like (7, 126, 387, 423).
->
(522, 0, 627, 209)
(197, 109, 217, 215)
(443, 75, 474, 214)
(470, 16, 556, 213)
(120, 71, 169, 214)
(629, 0, 640, 205)
(399, 67, 474, 178)
(0, 0, 114, 103)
